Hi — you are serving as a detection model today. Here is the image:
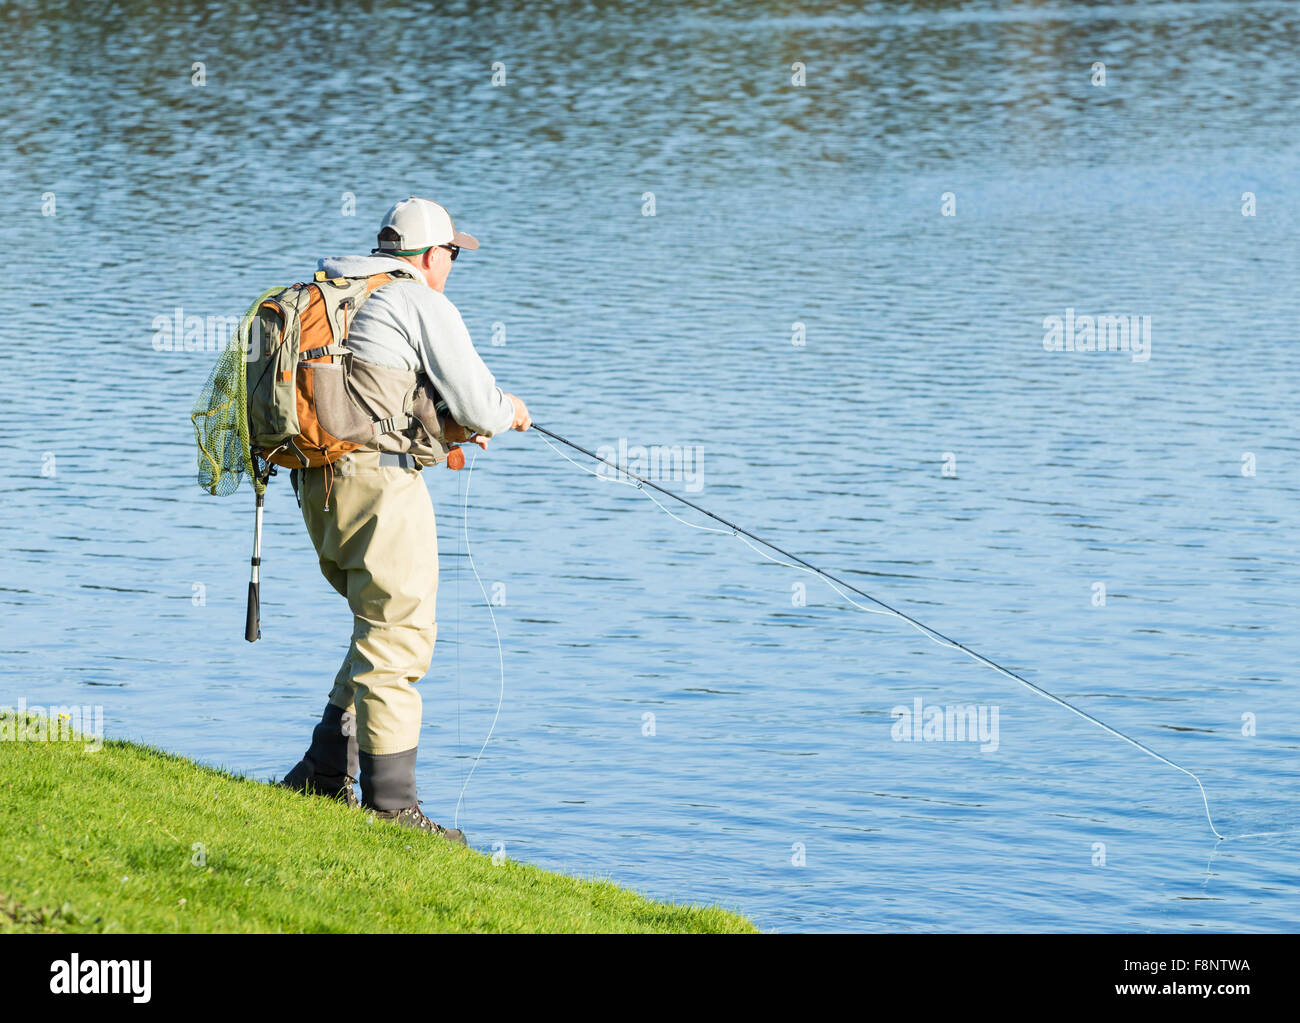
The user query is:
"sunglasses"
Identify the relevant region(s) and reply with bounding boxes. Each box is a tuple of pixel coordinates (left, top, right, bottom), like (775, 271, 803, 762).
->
(440, 244, 460, 261)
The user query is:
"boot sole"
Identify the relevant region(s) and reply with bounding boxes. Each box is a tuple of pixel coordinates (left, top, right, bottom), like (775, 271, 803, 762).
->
(367, 812, 467, 845)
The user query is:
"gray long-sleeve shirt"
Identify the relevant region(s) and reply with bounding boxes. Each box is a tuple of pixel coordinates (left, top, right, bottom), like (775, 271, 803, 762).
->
(316, 253, 515, 437)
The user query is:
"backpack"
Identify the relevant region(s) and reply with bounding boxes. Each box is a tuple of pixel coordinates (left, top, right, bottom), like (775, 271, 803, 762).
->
(191, 268, 466, 642)
(246, 268, 465, 471)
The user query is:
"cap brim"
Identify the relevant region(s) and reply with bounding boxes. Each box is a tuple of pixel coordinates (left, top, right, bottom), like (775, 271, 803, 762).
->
(451, 231, 479, 250)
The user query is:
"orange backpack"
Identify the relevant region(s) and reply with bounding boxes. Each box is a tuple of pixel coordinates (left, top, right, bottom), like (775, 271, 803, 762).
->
(245, 269, 466, 471)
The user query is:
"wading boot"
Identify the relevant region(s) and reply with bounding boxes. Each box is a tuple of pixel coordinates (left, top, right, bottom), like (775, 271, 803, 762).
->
(370, 805, 467, 845)
(280, 758, 360, 808)
(280, 703, 361, 808)
(360, 746, 466, 844)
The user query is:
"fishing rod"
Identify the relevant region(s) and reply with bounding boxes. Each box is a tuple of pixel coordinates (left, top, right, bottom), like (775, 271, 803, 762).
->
(530, 424, 1245, 842)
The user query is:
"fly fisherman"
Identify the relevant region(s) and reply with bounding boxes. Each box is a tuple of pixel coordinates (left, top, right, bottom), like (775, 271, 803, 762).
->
(280, 197, 531, 842)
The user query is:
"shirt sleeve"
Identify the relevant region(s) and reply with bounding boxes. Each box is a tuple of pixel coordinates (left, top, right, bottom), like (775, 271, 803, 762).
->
(396, 283, 516, 438)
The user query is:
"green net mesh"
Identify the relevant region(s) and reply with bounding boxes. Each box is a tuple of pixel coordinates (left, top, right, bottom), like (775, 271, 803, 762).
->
(191, 288, 279, 497)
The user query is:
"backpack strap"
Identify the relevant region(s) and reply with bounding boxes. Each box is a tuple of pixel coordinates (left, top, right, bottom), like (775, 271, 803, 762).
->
(306, 268, 427, 444)
(299, 343, 350, 362)
(301, 270, 411, 355)
(371, 414, 414, 437)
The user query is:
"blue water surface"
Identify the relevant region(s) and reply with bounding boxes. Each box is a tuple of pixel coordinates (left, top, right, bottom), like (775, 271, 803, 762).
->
(1, 0, 1297, 931)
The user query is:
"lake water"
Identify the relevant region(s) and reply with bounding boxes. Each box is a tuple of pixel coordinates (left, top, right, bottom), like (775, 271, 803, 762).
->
(2, 0, 1297, 932)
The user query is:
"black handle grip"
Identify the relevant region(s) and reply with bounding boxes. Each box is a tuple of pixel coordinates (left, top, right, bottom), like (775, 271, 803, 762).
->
(245, 580, 261, 643)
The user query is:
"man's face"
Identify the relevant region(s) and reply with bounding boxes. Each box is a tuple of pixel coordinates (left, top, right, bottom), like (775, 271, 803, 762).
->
(423, 246, 454, 293)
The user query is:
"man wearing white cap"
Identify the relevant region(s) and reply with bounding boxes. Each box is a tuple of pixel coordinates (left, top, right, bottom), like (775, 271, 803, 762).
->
(281, 197, 530, 842)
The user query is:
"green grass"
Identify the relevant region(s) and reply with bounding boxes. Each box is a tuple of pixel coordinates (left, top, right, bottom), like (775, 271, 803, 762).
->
(0, 712, 755, 933)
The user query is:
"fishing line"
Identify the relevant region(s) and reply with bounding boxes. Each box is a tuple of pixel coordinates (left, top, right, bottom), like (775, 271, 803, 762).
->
(531, 424, 1292, 844)
(455, 464, 463, 803)
(452, 448, 505, 832)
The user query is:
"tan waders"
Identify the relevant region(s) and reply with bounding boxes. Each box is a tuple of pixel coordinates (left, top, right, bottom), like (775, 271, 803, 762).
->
(287, 449, 439, 815)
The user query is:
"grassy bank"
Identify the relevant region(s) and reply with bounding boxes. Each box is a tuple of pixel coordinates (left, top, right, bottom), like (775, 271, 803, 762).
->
(0, 712, 754, 933)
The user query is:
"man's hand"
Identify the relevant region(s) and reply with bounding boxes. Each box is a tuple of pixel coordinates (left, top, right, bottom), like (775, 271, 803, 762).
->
(441, 395, 527, 453)
(506, 393, 531, 432)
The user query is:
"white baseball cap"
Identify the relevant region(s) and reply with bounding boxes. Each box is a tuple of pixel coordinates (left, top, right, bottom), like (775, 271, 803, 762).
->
(373, 196, 479, 255)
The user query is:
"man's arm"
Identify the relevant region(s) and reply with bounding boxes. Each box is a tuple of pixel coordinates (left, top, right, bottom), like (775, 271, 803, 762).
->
(400, 284, 518, 438)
